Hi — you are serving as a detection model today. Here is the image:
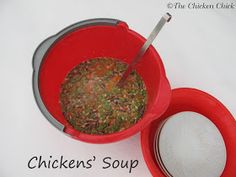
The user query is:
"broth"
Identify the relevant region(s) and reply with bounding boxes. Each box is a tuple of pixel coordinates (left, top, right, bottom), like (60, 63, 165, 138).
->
(60, 57, 147, 134)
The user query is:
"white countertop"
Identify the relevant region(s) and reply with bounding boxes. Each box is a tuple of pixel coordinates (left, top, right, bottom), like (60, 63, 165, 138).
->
(0, 0, 235, 177)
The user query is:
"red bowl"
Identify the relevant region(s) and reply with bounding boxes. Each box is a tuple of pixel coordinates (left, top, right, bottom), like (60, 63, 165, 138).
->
(33, 18, 171, 143)
(141, 88, 236, 177)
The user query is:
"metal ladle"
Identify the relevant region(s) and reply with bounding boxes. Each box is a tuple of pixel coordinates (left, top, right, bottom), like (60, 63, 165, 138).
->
(116, 12, 172, 87)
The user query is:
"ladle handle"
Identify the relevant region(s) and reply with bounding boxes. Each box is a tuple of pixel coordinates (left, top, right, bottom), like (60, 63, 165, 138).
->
(117, 13, 172, 87)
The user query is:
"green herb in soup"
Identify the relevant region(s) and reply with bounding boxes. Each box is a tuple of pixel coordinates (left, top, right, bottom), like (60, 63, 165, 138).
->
(60, 57, 147, 134)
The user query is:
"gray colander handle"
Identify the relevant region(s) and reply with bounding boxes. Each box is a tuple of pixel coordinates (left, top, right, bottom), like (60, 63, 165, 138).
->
(32, 18, 120, 132)
(33, 18, 120, 69)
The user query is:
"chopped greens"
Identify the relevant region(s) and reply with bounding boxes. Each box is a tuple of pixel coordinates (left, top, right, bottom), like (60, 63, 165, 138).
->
(60, 57, 147, 135)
